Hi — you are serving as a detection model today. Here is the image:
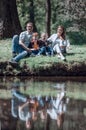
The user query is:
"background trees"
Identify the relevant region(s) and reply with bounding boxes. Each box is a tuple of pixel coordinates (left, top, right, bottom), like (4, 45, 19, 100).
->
(0, 0, 22, 38)
(0, 0, 86, 44)
(64, 0, 86, 44)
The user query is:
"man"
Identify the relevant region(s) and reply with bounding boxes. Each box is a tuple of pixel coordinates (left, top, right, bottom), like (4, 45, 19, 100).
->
(11, 89, 34, 129)
(10, 22, 33, 64)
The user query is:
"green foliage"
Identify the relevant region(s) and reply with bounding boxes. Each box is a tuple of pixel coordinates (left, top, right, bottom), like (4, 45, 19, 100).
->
(16, 0, 86, 44)
(67, 32, 86, 45)
(17, 0, 30, 30)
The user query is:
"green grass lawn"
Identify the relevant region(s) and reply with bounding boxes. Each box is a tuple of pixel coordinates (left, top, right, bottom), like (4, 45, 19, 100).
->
(0, 39, 86, 69)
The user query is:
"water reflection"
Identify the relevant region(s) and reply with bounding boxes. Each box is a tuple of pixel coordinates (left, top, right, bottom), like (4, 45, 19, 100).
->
(0, 77, 86, 130)
(11, 88, 68, 129)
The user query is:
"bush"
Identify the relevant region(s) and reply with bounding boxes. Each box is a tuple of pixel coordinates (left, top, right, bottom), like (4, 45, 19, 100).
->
(67, 32, 86, 45)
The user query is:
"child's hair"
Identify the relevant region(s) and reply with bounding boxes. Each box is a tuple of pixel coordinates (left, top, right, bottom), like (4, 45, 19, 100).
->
(41, 32, 48, 37)
(32, 32, 38, 37)
(32, 32, 39, 42)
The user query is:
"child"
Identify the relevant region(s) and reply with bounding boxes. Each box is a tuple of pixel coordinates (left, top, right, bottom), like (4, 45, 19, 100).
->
(39, 33, 53, 56)
(30, 32, 46, 56)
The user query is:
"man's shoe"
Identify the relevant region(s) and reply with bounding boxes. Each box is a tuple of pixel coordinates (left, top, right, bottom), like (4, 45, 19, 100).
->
(9, 59, 18, 65)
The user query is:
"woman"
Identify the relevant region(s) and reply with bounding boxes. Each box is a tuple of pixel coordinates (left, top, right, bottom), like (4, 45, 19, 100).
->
(47, 25, 70, 60)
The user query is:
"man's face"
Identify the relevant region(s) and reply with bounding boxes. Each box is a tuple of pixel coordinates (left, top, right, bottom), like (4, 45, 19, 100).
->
(26, 23, 33, 33)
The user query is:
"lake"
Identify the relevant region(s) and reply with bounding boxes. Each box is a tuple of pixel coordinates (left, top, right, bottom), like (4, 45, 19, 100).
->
(0, 76, 86, 130)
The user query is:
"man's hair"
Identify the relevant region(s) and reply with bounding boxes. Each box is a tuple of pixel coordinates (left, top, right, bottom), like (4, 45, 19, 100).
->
(26, 22, 33, 27)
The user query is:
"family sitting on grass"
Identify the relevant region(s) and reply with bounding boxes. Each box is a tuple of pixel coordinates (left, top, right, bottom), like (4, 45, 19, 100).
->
(10, 22, 70, 64)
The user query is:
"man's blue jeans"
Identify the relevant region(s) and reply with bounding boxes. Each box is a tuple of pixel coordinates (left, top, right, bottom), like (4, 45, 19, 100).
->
(12, 35, 29, 62)
(11, 90, 27, 118)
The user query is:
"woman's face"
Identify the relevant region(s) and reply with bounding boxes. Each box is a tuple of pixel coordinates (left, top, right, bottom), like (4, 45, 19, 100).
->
(57, 27, 63, 36)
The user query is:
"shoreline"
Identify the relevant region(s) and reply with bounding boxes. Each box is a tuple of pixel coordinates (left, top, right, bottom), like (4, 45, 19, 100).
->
(0, 61, 86, 76)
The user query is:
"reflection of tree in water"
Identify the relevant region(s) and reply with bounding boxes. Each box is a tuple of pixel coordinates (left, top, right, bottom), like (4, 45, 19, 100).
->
(0, 98, 86, 130)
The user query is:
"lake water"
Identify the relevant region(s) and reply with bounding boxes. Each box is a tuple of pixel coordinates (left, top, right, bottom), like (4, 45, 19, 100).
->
(0, 76, 86, 130)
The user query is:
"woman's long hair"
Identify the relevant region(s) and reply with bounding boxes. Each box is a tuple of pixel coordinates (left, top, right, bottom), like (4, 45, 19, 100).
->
(58, 25, 66, 40)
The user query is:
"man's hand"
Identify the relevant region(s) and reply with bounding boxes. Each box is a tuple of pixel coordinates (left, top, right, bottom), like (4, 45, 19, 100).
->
(27, 48, 32, 53)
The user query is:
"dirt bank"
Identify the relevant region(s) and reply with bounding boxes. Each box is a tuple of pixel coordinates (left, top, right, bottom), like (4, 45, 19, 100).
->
(0, 61, 86, 76)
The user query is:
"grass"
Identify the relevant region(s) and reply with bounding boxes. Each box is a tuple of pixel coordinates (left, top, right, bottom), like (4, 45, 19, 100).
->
(0, 39, 86, 73)
(0, 39, 12, 61)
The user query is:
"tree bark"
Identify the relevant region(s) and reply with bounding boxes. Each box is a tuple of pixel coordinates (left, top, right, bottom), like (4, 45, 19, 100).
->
(0, 0, 22, 38)
(29, 0, 37, 32)
(45, 0, 51, 37)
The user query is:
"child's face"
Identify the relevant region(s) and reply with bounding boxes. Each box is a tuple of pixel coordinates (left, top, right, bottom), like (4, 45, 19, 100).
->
(41, 34, 47, 41)
(32, 35, 38, 41)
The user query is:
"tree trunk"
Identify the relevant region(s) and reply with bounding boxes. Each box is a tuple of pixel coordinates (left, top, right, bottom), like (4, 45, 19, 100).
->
(29, 0, 37, 32)
(45, 0, 51, 37)
(0, 0, 22, 38)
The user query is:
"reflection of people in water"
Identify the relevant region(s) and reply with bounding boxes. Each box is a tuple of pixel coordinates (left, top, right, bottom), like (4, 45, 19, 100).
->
(37, 96, 48, 121)
(11, 89, 35, 129)
(11, 88, 69, 129)
(47, 92, 68, 128)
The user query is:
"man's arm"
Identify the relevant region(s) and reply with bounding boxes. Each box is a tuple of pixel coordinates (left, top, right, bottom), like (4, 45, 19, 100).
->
(19, 40, 32, 52)
(19, 100, 35, 111)
(19, 101, 29, 111)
